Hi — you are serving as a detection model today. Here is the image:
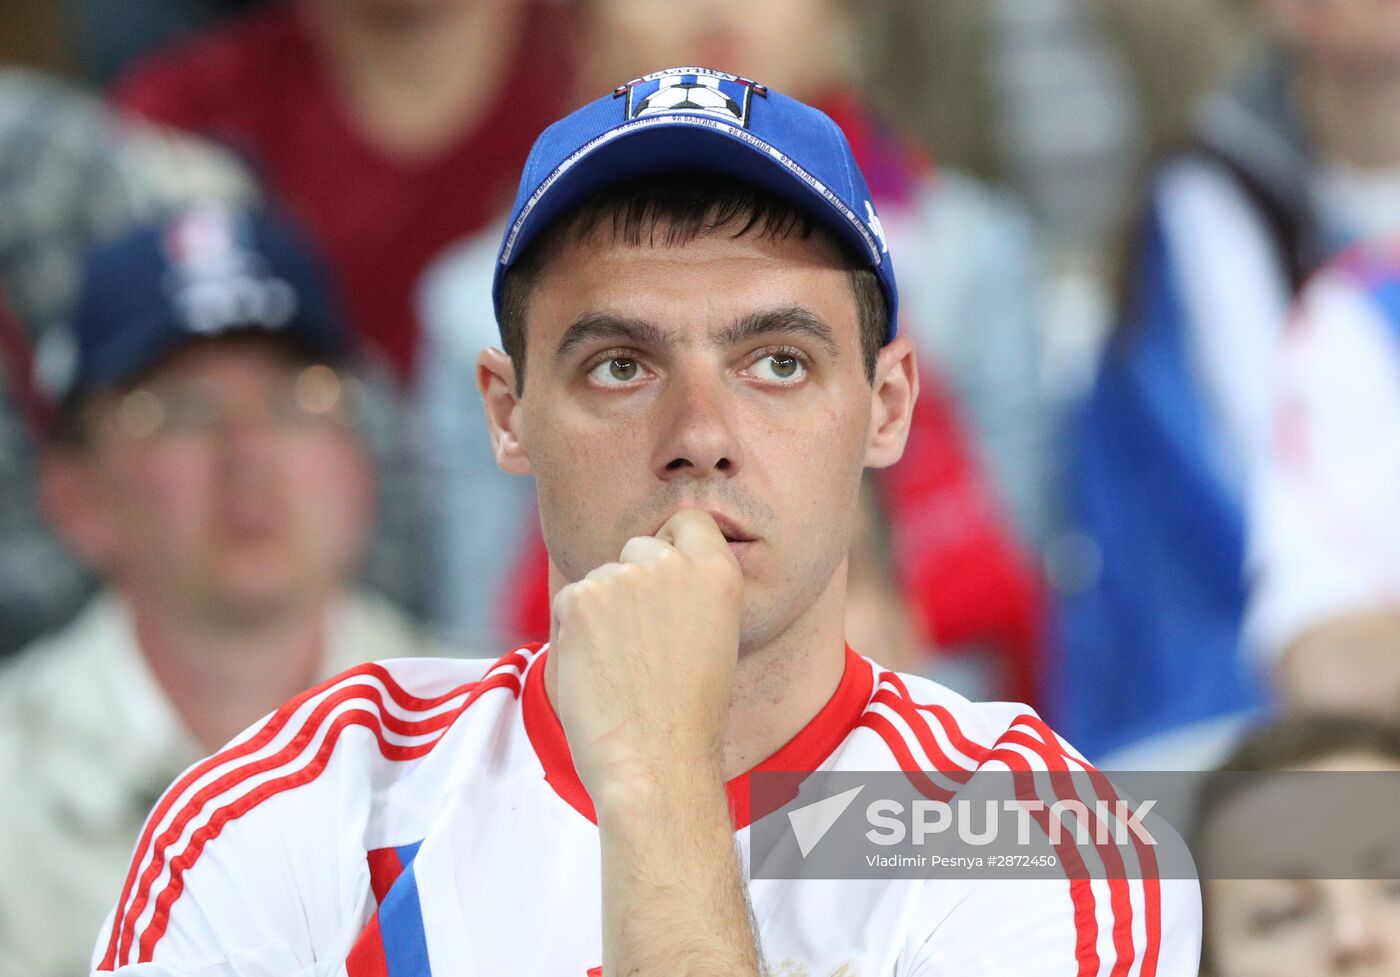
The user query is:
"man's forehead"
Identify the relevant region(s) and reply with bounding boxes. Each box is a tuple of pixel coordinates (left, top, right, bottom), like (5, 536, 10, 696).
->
(536, 226, 854, 308)
(534, 236, 857, 349)
(127, 333, 323, 387)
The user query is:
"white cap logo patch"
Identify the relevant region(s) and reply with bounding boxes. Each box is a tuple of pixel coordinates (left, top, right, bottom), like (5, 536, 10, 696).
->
(615, 67, 767, 129)
(162, 203, 298, 336)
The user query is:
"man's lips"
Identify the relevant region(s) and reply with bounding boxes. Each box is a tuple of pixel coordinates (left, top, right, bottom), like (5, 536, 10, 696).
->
(652, 509, 756, 543)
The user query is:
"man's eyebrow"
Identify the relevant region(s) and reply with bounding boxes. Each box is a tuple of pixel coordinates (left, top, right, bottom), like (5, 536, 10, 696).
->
(718, 307, 840, 357)
(554, 313, 670, 360)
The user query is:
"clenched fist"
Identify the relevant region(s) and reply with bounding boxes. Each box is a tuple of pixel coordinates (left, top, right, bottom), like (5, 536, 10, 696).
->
(551, 509, 744, 807)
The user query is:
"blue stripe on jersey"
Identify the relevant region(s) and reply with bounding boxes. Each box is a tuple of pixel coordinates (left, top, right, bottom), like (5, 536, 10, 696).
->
(380, 849, 432, 977)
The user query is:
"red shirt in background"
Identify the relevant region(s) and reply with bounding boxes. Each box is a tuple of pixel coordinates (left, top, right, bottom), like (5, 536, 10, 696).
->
(113, 1, 570, 382)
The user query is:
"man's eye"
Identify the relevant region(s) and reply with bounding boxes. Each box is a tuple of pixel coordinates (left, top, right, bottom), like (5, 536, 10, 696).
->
(1247, 894, 1315, 935)
(749, 354, 806, 383)
(587, 357, 646, 385)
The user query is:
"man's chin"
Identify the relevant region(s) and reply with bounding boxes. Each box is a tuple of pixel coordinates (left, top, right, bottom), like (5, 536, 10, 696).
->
(199, 572, 320, 626)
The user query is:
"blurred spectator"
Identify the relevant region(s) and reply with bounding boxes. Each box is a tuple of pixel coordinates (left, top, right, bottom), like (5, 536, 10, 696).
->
(0, 67, 254, 658)
(0, 203, 453, 977)
(863, 0, 1250, 257)
(107, 0, 574, 619)
(417, 0, 1046, 700)
(981, 0, 1144, 262)
(1054, 2, 1400, 758)
(859, 0, 1144, 254)
(1193, 714, 1400, 977)
(855, 2, 996, 185)
(1250, 243, 1400, 721)
(1094, 0, 1254, 164)
(110, 0, 576, 622)
(863, 1, 1253, 461)
(111, 0, 572, 384)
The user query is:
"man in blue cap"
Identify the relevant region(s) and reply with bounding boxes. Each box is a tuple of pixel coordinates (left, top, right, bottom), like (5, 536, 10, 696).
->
(93, 72, 1199, 977)
(0, 201, 446, 977)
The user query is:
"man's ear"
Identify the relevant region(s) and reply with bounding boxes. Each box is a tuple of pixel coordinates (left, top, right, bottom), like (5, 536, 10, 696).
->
(476, 346, 533, 476)
(38, 446, 117, 570)
(863, 335, 919, 470)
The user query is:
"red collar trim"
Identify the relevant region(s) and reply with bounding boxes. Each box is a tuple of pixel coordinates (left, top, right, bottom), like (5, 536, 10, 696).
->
(521, 646, 874, 828)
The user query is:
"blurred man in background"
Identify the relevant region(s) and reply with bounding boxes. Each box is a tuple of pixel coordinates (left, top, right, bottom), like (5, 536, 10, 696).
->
(1057, 0, 1400, 760)
(0, 202, 450, 977)
(416, 0, 1046, 698)
(0, 67, 253, 659)
(106, 0, 573, 616)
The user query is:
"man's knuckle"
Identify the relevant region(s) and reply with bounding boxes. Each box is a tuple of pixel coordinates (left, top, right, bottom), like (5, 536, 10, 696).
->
(653, 544, 679, 563)
(612, 562, 643, 585)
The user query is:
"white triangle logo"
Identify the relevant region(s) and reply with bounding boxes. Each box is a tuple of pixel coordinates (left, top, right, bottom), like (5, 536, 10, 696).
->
(787, 785, 864, 858)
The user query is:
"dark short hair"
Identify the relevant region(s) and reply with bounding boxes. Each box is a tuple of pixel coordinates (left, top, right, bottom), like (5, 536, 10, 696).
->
(497, 172, 889, 392)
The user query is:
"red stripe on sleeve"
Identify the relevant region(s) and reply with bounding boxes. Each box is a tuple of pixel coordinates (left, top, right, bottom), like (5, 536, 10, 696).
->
(109, 651, 533, 966)
(99, 657, 516, 970)
(997, 732, 1134, 977)
(137, 673, 523, 963)
(1013, 714, 1163, 977)
(880, 675, 1166, 977)
(877, 670, 993, 761)
(869, 681, 1104, 977)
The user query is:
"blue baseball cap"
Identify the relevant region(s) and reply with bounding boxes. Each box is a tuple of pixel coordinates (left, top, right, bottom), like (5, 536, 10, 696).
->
(42, 202, 345, 400)
(493, 67, 898, 340)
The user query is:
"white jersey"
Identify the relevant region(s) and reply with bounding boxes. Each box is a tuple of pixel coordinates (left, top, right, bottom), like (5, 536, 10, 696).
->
(91, 646, 1200, 977)
(1247, 243, 1400, 656)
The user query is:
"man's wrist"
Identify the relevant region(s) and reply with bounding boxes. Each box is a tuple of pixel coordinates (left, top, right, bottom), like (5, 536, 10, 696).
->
(592, 757, 730, 832)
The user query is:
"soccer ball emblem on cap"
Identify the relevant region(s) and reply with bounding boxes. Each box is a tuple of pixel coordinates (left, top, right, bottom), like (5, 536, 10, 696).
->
(616, 67, 768, 129)
(635, 76, 743, 123)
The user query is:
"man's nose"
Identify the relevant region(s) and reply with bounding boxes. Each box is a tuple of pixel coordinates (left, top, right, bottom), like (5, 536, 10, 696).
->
(217, 401, 278, 444)
(652, 370, 743, 481)
(213, 398, 287, 471)
(1329, 882, 1387, 972)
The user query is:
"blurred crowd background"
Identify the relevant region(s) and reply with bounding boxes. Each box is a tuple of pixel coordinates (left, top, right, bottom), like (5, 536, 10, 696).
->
(4, 0, 1400, 974)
